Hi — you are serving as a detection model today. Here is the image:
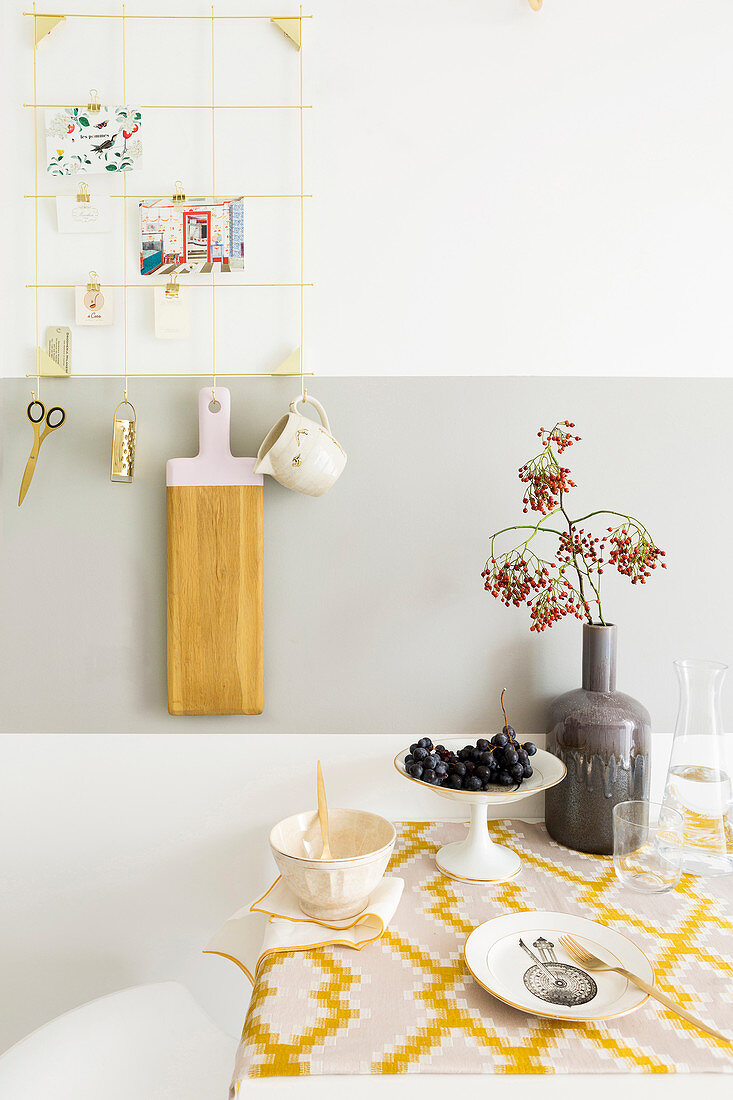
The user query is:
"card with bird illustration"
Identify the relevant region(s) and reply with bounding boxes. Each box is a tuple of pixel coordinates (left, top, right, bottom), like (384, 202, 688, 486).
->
(46, 106, 143, 175)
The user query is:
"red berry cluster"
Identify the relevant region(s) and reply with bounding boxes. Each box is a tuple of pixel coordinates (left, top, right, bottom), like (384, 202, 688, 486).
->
(542, 421, 581, 455)
(482, 419, 667, 630)
(528, 577, 589, 632)
(606, 525, 666, 584)
(518, 421, 580, 515)
(481, 554, 590, 632)
(481, 553, 547, 608)
(557, 528, 604, 574)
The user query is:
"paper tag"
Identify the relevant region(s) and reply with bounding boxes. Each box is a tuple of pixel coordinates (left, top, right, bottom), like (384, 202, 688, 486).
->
(43, 326, 72, 375)
(56, 194, 112, 233)
(154, 285, 190, 339)
(75, 285, 114, 326)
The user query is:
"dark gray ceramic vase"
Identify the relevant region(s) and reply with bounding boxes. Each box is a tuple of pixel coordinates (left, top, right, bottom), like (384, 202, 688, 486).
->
(545, 623, 650, 856)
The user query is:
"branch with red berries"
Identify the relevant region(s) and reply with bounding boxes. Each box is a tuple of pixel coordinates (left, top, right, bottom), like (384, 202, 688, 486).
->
(481, 421, 666, 632)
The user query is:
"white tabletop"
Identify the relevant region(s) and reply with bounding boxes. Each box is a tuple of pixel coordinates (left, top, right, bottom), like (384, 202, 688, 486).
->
(245, 1075, 730, 1098)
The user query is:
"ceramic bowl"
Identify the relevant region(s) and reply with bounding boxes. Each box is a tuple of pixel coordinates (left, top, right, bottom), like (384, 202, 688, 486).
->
(269, 808, 396, 921)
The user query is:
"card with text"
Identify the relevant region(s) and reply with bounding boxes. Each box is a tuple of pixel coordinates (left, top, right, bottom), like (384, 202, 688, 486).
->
(75, 285, 115, 326)
(56, 194, 113, 233)
(46, 106, 143, 175)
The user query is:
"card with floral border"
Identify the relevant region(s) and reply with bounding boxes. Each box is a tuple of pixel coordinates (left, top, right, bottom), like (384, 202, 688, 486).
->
(46, 106, 143, 175)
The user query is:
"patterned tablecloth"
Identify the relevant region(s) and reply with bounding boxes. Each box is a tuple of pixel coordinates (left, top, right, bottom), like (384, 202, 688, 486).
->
(232, 820, 733, 1088)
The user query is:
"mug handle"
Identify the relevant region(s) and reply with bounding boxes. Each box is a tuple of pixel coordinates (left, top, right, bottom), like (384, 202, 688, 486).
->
(289, 394, 331, 433)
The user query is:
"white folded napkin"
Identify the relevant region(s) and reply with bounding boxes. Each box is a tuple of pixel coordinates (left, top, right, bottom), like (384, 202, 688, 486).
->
(205, 876, 404, 982)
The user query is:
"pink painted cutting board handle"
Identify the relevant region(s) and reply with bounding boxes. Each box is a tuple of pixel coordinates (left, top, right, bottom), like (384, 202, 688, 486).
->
(199, 386, 234, 459)
(166, 387, 263, 488)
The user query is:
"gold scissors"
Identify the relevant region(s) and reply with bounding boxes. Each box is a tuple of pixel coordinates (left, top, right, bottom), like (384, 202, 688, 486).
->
(18, 399, 66, 506)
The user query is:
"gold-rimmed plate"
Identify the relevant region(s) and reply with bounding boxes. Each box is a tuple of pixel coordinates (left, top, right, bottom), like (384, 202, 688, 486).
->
(464, 910, 653, 1022)
(394, 739, 566, 805)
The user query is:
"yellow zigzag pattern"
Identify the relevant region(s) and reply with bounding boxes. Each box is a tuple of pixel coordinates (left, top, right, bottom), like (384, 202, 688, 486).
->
(505, 828, 733, 1051)
(242, 951, 361, 1076)
(376, 853, 668, 1074)
(238, 821, 732, 1076)
(388, 820, 439, 869)
(373, 926, 667, 1074)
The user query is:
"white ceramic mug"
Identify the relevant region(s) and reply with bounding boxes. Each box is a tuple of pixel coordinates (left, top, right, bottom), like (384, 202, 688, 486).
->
(254, 395, 347, 496)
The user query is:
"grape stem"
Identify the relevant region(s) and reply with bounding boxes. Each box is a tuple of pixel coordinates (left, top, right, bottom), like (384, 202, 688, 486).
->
(500, 688, 510, 732)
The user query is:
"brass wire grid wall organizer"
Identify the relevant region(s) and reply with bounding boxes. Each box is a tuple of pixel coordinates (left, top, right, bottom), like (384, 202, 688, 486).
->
(24, 3, 313, 404)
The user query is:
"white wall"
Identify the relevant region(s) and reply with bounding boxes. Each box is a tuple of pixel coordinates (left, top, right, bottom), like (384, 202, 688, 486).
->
(3, 0, 733, 381)
(0, 726, 700, 1056)
(0, 732, 548, 1054)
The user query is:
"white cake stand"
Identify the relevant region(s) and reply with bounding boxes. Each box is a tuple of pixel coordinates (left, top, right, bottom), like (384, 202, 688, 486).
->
(394, 738, 566, 884)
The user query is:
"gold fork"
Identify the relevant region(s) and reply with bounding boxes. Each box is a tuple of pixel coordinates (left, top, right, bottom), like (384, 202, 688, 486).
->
(559, 935, 730, 1043)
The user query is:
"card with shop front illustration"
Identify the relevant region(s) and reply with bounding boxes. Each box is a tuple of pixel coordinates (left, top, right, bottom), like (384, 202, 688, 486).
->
(139, 197, 245, 275)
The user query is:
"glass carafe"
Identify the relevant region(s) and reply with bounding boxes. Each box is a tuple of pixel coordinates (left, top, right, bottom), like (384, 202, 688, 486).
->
(662, 659, 732, 875)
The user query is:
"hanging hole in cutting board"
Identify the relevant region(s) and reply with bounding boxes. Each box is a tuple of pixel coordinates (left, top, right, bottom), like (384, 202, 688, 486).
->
(208, 399, 221, 414)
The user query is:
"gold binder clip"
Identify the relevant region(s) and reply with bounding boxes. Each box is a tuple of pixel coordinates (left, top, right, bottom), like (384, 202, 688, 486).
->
(76, 181, 90, 204)
(86, 270, 101, 293)
(87, 88, 101, 114)
(165, 272, 180, 298)
(172, 180, 186, 207)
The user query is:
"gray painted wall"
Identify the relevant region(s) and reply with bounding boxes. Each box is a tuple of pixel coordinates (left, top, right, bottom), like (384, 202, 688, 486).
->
(1, 377, 731, 735)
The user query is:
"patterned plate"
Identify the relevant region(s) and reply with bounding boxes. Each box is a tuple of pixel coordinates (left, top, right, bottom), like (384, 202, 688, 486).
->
(464, 910, 654, 1022)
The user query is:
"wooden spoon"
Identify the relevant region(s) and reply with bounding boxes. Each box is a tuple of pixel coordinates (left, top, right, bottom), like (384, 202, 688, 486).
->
(316, 761, 332, 860)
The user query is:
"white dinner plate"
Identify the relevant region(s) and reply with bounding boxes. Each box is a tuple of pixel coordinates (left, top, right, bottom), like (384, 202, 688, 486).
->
(464, 910, 654, 1022)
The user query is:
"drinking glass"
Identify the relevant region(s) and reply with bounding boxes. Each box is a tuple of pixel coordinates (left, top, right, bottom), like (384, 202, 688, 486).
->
(613, 801, 684, 893)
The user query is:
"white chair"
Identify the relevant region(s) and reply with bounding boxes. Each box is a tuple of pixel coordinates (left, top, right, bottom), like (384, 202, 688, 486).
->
(0, 981, 238, 1100)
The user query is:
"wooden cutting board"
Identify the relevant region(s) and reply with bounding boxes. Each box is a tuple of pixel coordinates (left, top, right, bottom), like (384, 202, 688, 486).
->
(166, 388, 264, 715)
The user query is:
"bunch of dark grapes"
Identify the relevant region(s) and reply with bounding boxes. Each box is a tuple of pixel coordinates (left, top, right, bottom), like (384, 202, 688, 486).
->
(403, 730, 537, 792)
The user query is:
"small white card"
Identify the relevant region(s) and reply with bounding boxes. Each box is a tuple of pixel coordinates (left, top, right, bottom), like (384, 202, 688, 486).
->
(56, 194, 112, 233)
(154, 286, 190, 339)
(75, 285, 114, 326)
